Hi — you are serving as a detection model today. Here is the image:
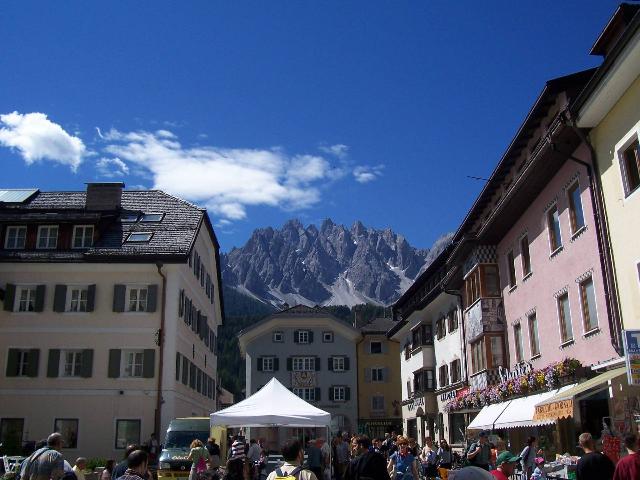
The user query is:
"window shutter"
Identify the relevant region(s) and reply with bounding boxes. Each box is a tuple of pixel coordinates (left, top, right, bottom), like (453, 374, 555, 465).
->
(53, 285, 67, 312)
(34, 285, 46, 312)
(381, 341, 389, 354)
(192, 307, 198, 332)
(47, 349, 61, 377)
(147, 285, 158, 312)
(308, 331, 314, 343)
(344, 357, 350, 370)
(81, 349, 93, 378)
(345, 387, 351, 401)
(178, 290, 184, 317)
(27, 349, 39, 377)
(87, 284, 96, 312)
(329, 387, 335, 401)
(294, 331, 299, 343)
(3, 283, 16, 311)
(113, 285, 126, 312)
(176, 353, 181, 381)
(328, 358, 334, 371)
(315, 357, 321, 371)
(286, 357, 292, 371)
(257, 358, 263, 371)
(108, 349, 121, 378)
(143, 349, 156, 378)
(273, 358, 279, 371)
(182, 357, 188, 385)
(365, 368, 372, 383)
(315, 387, 321, 401)
(382, 367, 389, 383)
(6, 349, 19, 376)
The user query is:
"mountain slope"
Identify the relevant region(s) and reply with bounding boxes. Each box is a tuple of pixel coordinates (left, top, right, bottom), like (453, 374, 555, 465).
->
(221, 219, 452, 307)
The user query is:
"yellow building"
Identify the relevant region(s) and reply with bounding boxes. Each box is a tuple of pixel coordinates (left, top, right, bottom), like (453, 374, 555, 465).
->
(574, 4, 640, 332)
(356, 318, 402, 439)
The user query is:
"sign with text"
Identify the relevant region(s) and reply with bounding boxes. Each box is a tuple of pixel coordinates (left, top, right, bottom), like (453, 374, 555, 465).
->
(498, 362, 533, 383)
(623, 330, 640, 386)
(532, 399, 573, 421)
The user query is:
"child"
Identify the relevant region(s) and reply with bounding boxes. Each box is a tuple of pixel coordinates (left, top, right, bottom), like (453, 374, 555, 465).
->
(530, 457, 546, 480)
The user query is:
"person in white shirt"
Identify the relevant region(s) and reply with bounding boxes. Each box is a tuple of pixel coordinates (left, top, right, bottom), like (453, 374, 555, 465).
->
(72, 458, 87, 480)
(266, 440, 318, 480)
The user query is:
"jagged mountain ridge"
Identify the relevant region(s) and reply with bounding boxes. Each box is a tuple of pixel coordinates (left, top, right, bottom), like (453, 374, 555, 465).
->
(221, 219, 453, 308)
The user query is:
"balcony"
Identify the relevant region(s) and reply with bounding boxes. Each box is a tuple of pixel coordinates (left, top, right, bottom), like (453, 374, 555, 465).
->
(468, 368, 502, 391)
(465, 298, 505, 342)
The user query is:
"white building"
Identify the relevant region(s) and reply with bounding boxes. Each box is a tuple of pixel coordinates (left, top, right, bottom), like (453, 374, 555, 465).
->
(0, 183, 224, 458)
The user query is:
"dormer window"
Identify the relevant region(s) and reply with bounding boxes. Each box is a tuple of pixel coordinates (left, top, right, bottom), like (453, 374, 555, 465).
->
(37, 225, 58, 249)
(141, 213, 164, 222)
(120, 213, 140, 223)
(125, 232, 153, 243)
(4, 226, 27, 249)
(72, 225, 94, 249)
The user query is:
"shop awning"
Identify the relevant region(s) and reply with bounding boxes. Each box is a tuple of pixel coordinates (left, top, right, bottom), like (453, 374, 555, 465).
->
(495, 386, 575, 429)
(467, 401, 512, 431)
(533, 367, 627, 422)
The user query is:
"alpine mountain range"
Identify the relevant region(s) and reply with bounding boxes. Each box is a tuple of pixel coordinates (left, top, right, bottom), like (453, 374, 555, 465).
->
(221, 219, 453, 308)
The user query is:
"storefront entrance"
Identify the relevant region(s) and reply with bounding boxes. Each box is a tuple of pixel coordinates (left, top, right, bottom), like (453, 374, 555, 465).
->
(407, 418, 417, 440)
(579, 390, 610, 438)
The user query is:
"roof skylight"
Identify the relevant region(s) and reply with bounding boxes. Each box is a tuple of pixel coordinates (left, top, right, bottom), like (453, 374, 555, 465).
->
(141, 212, 165, 222)
(125, 232, 153, 243)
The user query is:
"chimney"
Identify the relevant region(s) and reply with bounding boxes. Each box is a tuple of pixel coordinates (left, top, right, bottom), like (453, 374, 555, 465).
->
(85, 182, 124, 211)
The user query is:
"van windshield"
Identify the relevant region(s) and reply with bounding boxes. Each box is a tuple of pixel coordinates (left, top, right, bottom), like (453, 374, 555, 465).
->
(164, 431, 209, 449)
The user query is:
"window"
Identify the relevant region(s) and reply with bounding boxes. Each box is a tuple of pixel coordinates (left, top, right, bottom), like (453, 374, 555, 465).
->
(370, 341, 382, 354)
(262, 357, 274, 372)
(293, 388, 316, 401)
(125, 232, 152, 243)
(372, 396, 384, 410)
(115, 419, 141, 449)
(16, 286, 37, 312)
(323, 331, 334, 342)
(579, 277, 599, 332)
(471, 340, 486, 373)
(450, 359, 461, 384)
(507, 250, 517, 288)
(447, 310, 458, 332)
(439, 364, 449, 388)
(332, 357, 345, 372)
(412, 327, 421, 347)
(372, 367, 383, 382)
(464, 265, 501, 307)
(422, 369, 435, 391)
(421, 324, 433, 345)
(483, 265, 501, 296)
(436, 317, 446, 339)
(72, 225, 94, 249)
(141, 213, 164, 222)
(6, 349, 38, 377)
(67, 287, 88, 312)
(450, 413, 465, 445)
(567, 183, 585, 233)
(122, 350, 144, 377)
(127, 287, 148, 312)
(332, 386, 346, 402)
(4, 226, 26, 249)
(61, 350, 83, 377)
(490, 336, 504, 367)
(0, 418, 24, 454)
(16, 350, 29, 376)
(37, 225, 58, 249)
(514, 324, 524, 363)
(297, 330, 310, 344)
(521, 235, 532, 276)
(621, 139, 640, 196)
(54, 419, 78, 448)
(558, 293, 573, 343)
(292, 357, 315, 371)
(120, 213, 140, 223)
(528, 312, 540, 357)
(547, 205, 563, 252)
(272, 331, 284, 342)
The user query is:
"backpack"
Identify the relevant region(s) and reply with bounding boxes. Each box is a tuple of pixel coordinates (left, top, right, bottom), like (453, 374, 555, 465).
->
(16, 448, 51, 480)
(273, 466, 306, 480)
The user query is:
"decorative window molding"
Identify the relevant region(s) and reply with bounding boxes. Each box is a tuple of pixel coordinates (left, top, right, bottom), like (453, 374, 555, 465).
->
(553, 286, 569, 299)
(575, 268, 595, 284)
(543, 196, 559, 215)
(525, 307, 536, 317)
(510, 317, 522, 327)
(562, 171, 582, 192)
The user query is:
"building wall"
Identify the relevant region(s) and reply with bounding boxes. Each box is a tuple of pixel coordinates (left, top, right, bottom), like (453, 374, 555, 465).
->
(591, 74, 640, 331)
(497, 143, 619, 368)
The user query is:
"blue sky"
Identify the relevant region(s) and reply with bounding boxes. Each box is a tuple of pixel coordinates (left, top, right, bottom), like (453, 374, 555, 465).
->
(0, 1, 622, 251)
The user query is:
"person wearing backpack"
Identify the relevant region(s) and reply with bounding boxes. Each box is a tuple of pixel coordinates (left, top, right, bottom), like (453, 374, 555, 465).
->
(18, 433, 65, 480)
(466, 431, 491, 471)
(187, 439, 210, 480)
(266, 440, 317, 480)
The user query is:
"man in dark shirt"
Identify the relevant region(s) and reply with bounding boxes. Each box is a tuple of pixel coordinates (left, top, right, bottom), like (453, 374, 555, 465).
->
(344, 436, 389, 480)
(613, 433, 639, 480)
(305, 439, 323, 480)
(112, 445, 144, 480)
(576, 432, 615, 480)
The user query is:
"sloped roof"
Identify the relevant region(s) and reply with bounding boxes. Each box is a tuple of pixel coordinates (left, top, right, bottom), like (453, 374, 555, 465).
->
(360, 317, 395, 334)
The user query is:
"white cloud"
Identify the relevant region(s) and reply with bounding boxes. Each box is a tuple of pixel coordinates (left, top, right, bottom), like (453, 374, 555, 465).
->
(96, 157, 129, 177)
(353, 165, 384, 183)
(101, 129, 343, 221)
(319, 144, 349, 159)
(0, 111, 86, 171)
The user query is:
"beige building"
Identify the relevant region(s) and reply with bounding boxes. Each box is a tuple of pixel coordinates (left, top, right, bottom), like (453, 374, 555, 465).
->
(574, 4, 640, 333)
(0, 183, 224, 459)
(356, 318, 402, 439)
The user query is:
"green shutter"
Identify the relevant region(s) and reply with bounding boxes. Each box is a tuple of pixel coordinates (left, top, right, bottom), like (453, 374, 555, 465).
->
(86, 285, 96, 312)
(6, 349, 19, 376)
(345, 387, 351, 401)
(108, 349, 121, 378)
(27, 349, 39, 377)
(273, 358, 279, 371)
(293, 331, 299, 343)
(81, 349, 93, 378)
(143, 349, 155, 378)
(286, 357, 292, 371)
(329, 387, 334, 401)
(146, 285, 158, 312)
(113, 285, 126, 312)
(328, 358, 334, 371)
(365, 368, 372, 383)
(178, 290, 184, 317)
(308, 331, 314, 343)
(47, 349, 61, 377)
(315, 388, 321, 401)
(315, 357, 321, 371)
(53, 285, 67, 312)
(4, 284, 16, 311)
(257, 358, 263, 371)
(34, 285, 46, 312)
(344, 357, 350, 370)
(176, 353, 181, 381)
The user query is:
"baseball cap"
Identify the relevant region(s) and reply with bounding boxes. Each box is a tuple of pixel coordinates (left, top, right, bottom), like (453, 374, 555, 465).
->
(496, 451, 521, 465)
(479, 430, 489, 437)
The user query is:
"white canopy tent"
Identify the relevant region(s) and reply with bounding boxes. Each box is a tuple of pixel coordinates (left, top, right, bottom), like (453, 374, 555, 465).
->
(210, 377, 331, 428)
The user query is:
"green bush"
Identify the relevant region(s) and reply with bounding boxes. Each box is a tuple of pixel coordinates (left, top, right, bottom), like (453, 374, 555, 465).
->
(86, 458, 108, 472)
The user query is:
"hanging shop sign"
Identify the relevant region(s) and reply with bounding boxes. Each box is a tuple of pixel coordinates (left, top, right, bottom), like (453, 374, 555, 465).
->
(498, 362, 533, 383)
(406, 396, 425, 411)
(532, 399, 573, 421)
(440, 387, 469, 402)
(623, 330, 640, 386)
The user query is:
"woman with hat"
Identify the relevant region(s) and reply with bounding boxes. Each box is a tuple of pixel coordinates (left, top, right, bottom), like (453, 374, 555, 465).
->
(387, 436, 419, 480)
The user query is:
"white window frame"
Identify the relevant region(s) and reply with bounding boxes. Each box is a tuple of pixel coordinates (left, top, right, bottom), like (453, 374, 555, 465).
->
(66, 286, 89, 313)
(528, 312, 540, 358)
(322, 331, 334, 342)
(371, 395, 384, 411)
(15, 286, 37, 313)
(579, 276, 599, 334)
(4, 226, 27, 249)
(616, 130, 640, 200)
(126, 286, 148, 313)
(16, 350, 29, 376)
(557, 293, 574, 344)
(332, 386, 346, 402)
(566, 181, 586, 235)
(36, 225, 58, 250)
(60, 350, 83, 377)
(369, 341, 382, 354)
(546, 204, 563, 254)
(293, 388, 316, 402)
(122, 350, 144, 378)
(332, 356, 345, 372)
(272, 331, 284, 343)
(371, 367, 384, 382)
(513, 323, 524, 363)
(262, 357, 274, 372)
(292, 356, 315, 371)
(298, 330, 310, 344)
(72, 225, 94, 249)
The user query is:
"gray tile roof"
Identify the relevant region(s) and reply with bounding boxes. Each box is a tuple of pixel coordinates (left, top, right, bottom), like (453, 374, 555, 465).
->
(360, 317, 396, 334)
